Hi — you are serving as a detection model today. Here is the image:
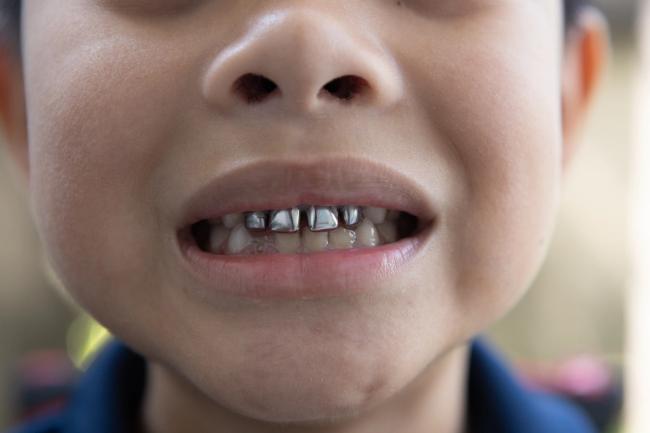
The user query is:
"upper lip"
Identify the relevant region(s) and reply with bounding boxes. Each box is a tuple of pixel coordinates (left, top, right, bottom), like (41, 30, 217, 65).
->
(178, 156, 437, 228)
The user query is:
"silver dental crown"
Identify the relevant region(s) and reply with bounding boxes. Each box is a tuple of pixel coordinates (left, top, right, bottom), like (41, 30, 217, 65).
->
(307, 206, 339, 232)
(245, 211, 267, 231)
(269, 208, 301, 233)
(244, 205, 362, 232)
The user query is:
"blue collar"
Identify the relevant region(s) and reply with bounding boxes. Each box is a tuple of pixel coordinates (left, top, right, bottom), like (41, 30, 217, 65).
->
(10, 338, 596, 433)
(466, 339, 595, 433)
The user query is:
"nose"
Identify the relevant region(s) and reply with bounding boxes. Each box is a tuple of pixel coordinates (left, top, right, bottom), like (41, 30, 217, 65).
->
(201, 9, 404, 116)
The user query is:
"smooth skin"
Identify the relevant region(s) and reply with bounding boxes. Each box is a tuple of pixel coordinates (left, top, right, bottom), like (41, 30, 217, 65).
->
(0, 2, 607, 433)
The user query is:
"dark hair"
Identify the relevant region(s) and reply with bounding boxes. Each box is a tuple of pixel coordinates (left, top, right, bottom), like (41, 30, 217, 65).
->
(0, 0, 588, 57)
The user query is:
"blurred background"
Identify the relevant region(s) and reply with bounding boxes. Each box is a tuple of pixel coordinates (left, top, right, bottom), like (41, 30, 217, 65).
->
(0, 1, 641, 432)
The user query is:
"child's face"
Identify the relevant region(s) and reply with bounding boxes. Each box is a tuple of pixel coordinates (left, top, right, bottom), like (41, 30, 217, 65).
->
(15, 0, 577, 422)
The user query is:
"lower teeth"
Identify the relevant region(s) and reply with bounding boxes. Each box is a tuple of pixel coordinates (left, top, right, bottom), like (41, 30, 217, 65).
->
(192, 212, 416, 256)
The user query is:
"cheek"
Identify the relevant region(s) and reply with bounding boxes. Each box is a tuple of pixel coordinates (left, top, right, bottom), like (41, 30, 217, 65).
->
(404, 14, 563, 325)
(22, 20, 188, 312)
(450, 45, 562, 320)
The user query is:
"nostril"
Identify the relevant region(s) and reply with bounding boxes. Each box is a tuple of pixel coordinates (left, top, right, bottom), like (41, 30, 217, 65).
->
(232, 73, 279, 104)
(322, 75, 369, 101)
(230, 73, 370, 106)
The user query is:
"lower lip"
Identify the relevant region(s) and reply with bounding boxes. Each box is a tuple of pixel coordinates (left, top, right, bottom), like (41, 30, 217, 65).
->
(177, 223, 433, 300)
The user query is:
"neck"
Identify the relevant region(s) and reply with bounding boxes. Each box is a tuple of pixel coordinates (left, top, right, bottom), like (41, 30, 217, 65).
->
(140, 344, 469, 433)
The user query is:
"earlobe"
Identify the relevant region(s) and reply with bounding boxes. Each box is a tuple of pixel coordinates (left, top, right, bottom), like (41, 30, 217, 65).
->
(0, 41, 29, 179)
(561, 6, 610, 173)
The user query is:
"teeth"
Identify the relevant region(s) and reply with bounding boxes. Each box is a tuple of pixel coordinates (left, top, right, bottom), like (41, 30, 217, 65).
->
(274, 232, 301, 254)
(363, 207, 387, 225)
(204, 205, 406, 255)
(340, 205, 362, 227)
(376, 222, 398, 243)
(329, 227, 357, 249)
(307, 206, 339, 231)
(251, 232, 278, 254)
(245, 211, 267, 231)
(355, 219, 380, 247)
(209, 225, 230, 253)
(227, 224, 253, 254)
(269, 208, 300, 233)
(205, 218, 400, 255)
(222, 213, 243, 229)
(302, 227, 329, 252)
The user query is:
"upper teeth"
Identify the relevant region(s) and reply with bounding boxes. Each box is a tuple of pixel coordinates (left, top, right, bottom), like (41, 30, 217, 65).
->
(245, 211, 267, 231)
(341, 205, 361, 226)
(307, 206, 339, 232)
(239, 205, 390, 232)
(269, 208, 301, 233)
(203, 205, 411, 255)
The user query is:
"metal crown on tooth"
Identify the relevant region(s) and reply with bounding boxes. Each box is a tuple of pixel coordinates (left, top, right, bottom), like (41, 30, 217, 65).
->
(340, 205, 362, 227)
(269, 208, 301, 233)
(244, 211, 267, 231)
(307, 206, 339, 231)
(244, 205, 366, 232)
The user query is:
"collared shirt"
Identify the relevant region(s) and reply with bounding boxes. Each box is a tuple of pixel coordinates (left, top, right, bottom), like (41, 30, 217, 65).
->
(5, 338, 596, 433)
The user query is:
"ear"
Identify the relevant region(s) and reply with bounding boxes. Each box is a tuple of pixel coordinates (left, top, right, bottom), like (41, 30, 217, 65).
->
(0, 40, 28, 179)
(561, 6, 609, 174)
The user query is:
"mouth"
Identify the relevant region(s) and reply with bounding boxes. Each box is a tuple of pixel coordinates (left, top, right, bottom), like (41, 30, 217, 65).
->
(184, 205, 424, 255)
(175, 157, 437, 300)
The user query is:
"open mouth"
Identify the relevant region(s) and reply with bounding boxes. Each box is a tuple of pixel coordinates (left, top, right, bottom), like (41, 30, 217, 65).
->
(184, 205, 424, 256)
(173, 157, 437, 299)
